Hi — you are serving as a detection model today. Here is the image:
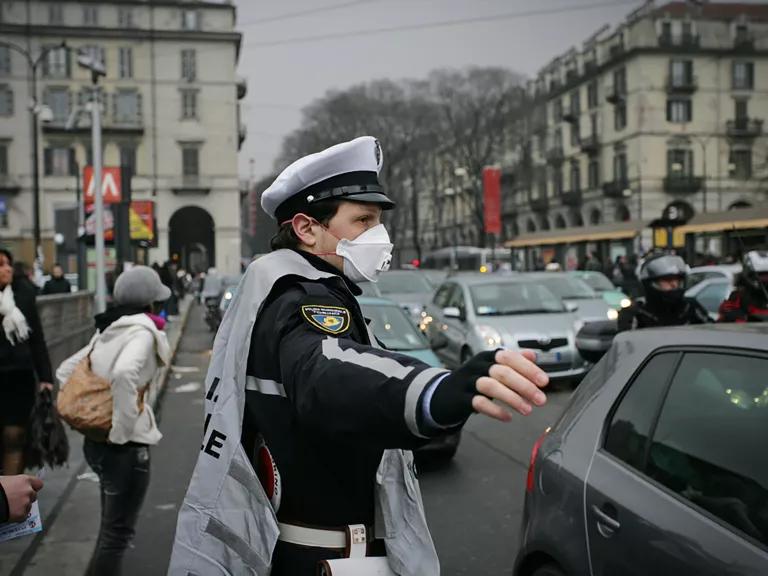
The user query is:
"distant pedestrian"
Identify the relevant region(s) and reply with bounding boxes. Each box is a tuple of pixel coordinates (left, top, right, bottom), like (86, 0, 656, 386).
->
(41, 263, 72, 295)
(55, 265, 171, 575)
(0, 248, 54, 476)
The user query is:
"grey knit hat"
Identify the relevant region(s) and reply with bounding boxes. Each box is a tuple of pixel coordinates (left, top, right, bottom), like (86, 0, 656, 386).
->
(113, 265, 171, 306)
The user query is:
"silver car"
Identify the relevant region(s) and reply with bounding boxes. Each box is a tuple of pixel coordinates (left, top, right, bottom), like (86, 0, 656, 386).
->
(424, 275, 589, 382)
(526, 272, 618, 323)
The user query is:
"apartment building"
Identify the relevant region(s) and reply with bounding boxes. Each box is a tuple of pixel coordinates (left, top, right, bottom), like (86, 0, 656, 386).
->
(505, 1, 768, 266)
(0, 0, 245, 275)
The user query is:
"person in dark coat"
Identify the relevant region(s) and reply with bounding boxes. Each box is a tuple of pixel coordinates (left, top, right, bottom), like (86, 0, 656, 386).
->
(41, 264, 72, 295)
(0, 248, 54, 475)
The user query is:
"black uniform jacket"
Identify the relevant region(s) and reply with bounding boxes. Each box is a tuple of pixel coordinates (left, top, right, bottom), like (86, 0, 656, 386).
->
(0, 279, 53, 381)
(617, 296, 712, 332)
(243, 251, 452, 529)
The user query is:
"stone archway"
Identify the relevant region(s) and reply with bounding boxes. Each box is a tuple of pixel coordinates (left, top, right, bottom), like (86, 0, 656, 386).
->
(554, 214, 567, 229)
(527, 218, 537, 233)
(589, 208, 602, 225)
(169, 206, 215, 274)
(729, 200, 752, 210)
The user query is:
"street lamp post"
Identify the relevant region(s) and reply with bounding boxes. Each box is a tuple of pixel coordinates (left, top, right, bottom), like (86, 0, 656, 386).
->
(0, 40, 66, 270)
(444, 187, 458, 270)
(77, 51, 107, 312)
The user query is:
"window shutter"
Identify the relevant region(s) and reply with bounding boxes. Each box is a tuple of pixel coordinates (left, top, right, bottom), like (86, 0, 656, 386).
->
(747, 62, 754, 88)
(44, 148, 52, 176)
(42, 49, 49, 77)
(65, 49, 71, 78)
(666, 100, 672, 121)
(136, 92, 143, 121)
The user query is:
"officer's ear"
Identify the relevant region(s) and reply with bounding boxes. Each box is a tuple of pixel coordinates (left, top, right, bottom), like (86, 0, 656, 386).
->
(291, 213, 319, 247)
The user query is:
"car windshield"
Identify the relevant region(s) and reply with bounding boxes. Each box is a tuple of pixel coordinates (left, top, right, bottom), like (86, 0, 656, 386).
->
(361, 303, 428, 351)
(577, 272, 615, 292)
(470, 282, 565, 315)
(377, 272, 433, 294)
(421, 270, 448, 288)
(539, 276, 597, 299)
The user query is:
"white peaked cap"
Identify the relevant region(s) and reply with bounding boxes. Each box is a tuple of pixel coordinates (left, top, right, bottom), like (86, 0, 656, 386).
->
(261, 136, 394, 221)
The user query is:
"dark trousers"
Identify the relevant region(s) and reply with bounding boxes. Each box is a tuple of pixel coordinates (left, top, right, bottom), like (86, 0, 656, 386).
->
(83, 438, 151, 576)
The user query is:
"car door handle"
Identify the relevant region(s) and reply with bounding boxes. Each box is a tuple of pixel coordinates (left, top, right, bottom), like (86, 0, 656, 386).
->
(591, 504, 620, 533)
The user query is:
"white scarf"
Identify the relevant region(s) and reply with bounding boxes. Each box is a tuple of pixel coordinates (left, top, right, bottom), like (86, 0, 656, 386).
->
(0, 284, 31, 345)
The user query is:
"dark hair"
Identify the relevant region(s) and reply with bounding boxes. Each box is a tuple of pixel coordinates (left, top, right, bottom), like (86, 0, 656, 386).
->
(0, 248, 12, 265)
(270, 199, 342, 251)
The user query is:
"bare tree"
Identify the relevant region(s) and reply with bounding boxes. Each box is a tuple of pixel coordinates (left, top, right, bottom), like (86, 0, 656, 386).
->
(428, 67, 527, 245)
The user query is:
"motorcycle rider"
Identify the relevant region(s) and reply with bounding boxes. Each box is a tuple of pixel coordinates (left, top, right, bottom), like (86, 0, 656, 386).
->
(617, 252, 711, 332)
(718, 250, 768, 323)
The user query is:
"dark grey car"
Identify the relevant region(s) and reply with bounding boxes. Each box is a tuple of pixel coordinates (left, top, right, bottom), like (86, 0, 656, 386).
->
(515, 324, 768, 576)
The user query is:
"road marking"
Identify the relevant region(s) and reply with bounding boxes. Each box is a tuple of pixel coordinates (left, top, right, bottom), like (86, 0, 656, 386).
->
(173, 382, 201, 393)
(171, 366, 200, 374)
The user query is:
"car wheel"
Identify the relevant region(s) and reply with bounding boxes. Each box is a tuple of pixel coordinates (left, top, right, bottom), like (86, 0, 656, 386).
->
(531, 564, 566, 576)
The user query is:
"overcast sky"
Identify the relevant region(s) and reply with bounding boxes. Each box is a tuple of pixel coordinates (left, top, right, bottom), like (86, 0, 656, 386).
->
(232, 0, 749, 181)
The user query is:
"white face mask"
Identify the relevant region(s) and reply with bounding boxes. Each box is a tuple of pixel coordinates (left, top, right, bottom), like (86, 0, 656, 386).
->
(334, 224, 393, 283)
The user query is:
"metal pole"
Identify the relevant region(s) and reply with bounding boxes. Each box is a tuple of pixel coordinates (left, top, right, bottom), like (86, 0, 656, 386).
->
(701, 138, 707, 214)
(30, 67, 42, 268)
(91, 76, 106, 312)
(75, 162, 87, 291)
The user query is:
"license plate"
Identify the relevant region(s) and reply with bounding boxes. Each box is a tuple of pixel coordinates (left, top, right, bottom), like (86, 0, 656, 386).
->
(536, 351, 562, 364)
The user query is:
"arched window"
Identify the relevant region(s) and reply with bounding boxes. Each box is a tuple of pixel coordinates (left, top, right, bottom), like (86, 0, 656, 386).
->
(590, 208, 602, 225)
(527, 218, 537, 233)
(615, 204, 631, 222)
(555, 214, 567, 229)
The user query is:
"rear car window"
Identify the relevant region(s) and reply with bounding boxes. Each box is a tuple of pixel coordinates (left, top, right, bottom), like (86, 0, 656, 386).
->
(604, 353, 679, 470)
(646, 353, 768, 547)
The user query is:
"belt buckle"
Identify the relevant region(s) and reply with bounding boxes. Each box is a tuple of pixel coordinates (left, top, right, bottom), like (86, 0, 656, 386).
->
(349, 525, 367, 545)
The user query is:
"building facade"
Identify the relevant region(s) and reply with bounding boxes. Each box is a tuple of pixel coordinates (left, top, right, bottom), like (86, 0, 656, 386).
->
(0, 0, 245, 275)
(505, 1, 768, 266)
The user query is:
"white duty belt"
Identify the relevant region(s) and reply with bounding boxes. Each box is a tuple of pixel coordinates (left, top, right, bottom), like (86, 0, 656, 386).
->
(277, 522, 374, 557)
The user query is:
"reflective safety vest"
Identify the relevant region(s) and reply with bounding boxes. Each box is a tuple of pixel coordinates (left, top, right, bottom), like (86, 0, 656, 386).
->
(168, 250, 440, 576)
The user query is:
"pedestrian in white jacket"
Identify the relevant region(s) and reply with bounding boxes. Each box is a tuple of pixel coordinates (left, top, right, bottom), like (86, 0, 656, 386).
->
(56, 265, 171, 576)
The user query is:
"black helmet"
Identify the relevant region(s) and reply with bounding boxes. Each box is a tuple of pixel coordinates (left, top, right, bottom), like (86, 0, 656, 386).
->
(742, 250, 768, 293)
(640, 253, 688, 308)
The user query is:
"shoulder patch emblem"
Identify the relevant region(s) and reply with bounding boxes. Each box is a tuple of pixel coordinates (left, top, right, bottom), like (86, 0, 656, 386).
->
(301, 305, 351, 335)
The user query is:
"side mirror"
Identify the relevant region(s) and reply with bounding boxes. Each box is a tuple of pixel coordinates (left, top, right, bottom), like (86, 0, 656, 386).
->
(443, 306, 462, 319)
(565, 301, 579, 313)
(575, 320, 618, 364)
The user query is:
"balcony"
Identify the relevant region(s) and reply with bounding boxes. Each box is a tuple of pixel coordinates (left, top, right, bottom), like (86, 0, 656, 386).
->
(663, 175, 703, 195)
(171, 175, 212, 195)
(565, 69, 579, 85)
(605, 86, 625, 105)
(562, 110, 578, 124)
(0, 175, 21, 194)
(545, 146, 564, 164)
(726, 118, 763, 138)
(666, 75, 697, 93)
(561, 189, 582, 207)
(580, 133, 600, 154)
(530, 196, 549, 212)
(658, 33, 700, 49)
(43, 117, 144, 136)
(584, 60, 597, 74)
(602, 180, 630, 199)
(608, 43, 624, 59)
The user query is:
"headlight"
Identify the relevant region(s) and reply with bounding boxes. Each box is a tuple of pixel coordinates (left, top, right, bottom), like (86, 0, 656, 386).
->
(607, 308, 619, 320)
(223, 291, 233, 301)
(620, 297, 632, 309)
(475, 324, 503, 349)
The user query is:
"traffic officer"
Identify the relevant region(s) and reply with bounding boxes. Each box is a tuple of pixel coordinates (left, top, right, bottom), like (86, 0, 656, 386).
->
(617, 252, 711, 332)
(169, 136, 550, 576)
(718, 250, 768, 322)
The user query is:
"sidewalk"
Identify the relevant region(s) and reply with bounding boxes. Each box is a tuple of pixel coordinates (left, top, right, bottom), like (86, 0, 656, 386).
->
(0, 297, 193, 576)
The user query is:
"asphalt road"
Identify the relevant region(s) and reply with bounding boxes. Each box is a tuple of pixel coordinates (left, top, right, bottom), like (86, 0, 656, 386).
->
(420, 382, 573, 575)
(123, 303, 574, 575)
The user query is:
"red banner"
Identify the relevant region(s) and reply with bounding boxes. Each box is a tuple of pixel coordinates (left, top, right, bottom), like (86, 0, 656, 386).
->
(483, 167, 502, 235)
